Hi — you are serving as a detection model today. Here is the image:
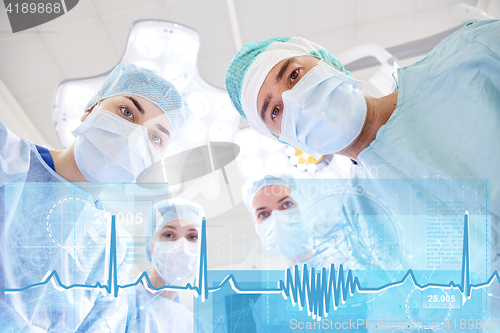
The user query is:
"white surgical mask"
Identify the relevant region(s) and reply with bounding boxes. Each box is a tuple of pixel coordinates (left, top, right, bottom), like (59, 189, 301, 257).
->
(72, 106, 160, 182)
(257, 207, 312, 257)
(152, 238, 198, 286)
(279, 60, 367, 159)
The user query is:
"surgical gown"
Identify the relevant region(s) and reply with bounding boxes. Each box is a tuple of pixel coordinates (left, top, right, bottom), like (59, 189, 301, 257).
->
(77, 281, 211, 332)
(0, 122, 130, 332)
(353, 19, 500, 254)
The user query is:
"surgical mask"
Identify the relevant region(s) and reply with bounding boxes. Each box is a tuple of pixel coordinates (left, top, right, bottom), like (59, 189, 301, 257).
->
(72, 106, 160, 182)
(279, 60, 367, 159)
(256, 207, 312, 257)
(152, 238, 198, 286)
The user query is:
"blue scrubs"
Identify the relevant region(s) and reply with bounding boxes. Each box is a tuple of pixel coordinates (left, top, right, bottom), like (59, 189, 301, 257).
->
(77, 281, 210, 333)
(353, 19, 500, 253)
(0, 122, 129, 332)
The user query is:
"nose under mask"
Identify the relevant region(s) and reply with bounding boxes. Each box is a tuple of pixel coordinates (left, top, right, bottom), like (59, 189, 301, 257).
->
(72, 106, 160, 183)
(257, 207, 313, 258)
(279, 60, 367, 159)
(152, 238, 199, 286)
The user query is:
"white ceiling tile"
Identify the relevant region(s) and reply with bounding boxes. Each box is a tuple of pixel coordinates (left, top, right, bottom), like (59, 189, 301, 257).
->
(358, 13, 417, 48)
(0, 34, 63, 99)
(197, 53, 235, 89)
(101, 5, 169, 58)
(235, 0, 298, 43)
(19, 93, 63, 149)
(39, 19, 119, 78)
(0, 4, 13, 34)
(33, 0, 96, 31)
(295, 0, 358, 36)
(163, 0, 236, 59)
(302, 26, 358, 57)
(418, 0, 475, 11)
(415, 4, 466, 40)
(358, 0, 418, 24)
(91, 0, 160, 16)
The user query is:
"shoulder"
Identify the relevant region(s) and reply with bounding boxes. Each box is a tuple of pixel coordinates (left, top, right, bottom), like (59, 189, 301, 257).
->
(0, 121, 31, 184)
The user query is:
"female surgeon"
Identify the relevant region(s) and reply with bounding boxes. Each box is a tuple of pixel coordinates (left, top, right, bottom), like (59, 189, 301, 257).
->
(226, 19, 500, 260)
(76, 199, 210, 333)
(0, 63, 192, 332)
(131, 198, 210, 332)
(242, 173, 402, 272)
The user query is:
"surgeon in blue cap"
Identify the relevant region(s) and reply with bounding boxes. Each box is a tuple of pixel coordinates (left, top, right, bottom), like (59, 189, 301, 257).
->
(226, 20, 500, 259)
(0, 64, 192, 331)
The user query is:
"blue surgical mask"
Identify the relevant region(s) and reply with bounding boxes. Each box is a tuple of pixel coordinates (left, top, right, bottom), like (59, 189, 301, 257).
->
(279, 60, 367, 159)
(256, 207, 312, 257)
(72, 106, 160, 183)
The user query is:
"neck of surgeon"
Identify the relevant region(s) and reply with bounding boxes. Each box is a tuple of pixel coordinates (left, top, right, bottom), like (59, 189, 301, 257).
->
(338, 90, 398, 162)
(149, 269, 179, 300)
(49, 143, 90, 182)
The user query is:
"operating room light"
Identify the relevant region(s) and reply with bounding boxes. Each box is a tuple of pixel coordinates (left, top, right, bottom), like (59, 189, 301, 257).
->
(134, 29, 164, 58)
(186, 92, 210, 118)
(182, 118, 207, 143)
(163, 63, 190, 91)
(209, 121, 233, 142)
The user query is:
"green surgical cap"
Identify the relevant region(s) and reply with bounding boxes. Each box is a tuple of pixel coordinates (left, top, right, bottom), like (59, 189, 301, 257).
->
(225, 37, 351, 124)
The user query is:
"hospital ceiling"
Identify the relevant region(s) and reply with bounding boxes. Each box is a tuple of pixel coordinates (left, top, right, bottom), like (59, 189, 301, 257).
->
(0, 0, 477, 150)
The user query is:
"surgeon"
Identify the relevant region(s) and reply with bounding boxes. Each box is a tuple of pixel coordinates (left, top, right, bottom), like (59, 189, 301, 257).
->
(79, 199, 209, 333)
(242, 173, 402, 271)
(0, 63, 192, 331)
(226, 20, 500, 255)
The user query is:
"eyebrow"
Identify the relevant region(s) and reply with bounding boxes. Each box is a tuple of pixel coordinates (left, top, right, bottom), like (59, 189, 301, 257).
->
(260, 94, 272, 122)
(156, 124, 171, 137)
(255, 195, 290, 212)
(276, 57, 295, 83)
(277, 195, 290, 204)
(259, 57, 297, 122)
(125, 96, 144, 114)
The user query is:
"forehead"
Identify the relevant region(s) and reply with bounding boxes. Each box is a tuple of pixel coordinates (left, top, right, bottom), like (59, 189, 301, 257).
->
(251, 185, 290, 210)
(155, 219, 199, 235)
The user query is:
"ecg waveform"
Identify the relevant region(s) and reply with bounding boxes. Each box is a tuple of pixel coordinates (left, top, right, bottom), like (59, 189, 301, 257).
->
(2, 212, 499, 319)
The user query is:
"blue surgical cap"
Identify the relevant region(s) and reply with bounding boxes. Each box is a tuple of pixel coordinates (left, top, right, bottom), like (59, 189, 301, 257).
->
(85, 63, 192, 140)
(145, 198, 204, 261)
(241, 173, 298, 225)
(225, 37, 351, 123)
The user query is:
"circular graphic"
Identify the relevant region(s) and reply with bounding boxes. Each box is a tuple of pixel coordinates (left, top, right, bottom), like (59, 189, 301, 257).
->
(30, 250, 48, 267)
(405, 288, 452, 329)
(46, 197, 101, 250)
(43, 241, 57, 254)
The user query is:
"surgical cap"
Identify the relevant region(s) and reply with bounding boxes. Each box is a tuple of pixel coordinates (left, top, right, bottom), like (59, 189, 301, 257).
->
(225, 37, 351, 139)
(241, 173, 298, 225)
(145, 198, 204, 261)
(85, 63, 192, 140)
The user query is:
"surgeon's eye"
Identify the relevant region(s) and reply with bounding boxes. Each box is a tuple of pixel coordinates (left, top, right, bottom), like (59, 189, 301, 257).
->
(151, 132, 162, 145)
(290, 69, 299, 82)
(120, 106, 134, 121)
(258, 211, 270, 220)
(271, 106, 280, 120)
(187, 234, 198, 242)
(282, 201, 294, 209)
(163, 231, 176, 240)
